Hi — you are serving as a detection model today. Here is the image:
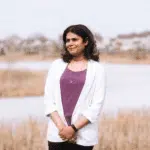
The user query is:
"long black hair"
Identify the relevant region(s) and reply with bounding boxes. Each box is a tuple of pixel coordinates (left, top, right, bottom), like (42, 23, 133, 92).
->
(61, 24, 100, 62)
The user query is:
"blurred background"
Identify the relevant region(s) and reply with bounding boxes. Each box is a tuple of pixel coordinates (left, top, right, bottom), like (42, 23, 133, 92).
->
(0, 0, 150, 62)
(0, 1, 150, 150)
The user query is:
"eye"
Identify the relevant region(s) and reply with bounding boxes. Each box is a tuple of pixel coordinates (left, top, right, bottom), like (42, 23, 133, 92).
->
(66, 39, 70, 43)
(72, 38, 78, 41)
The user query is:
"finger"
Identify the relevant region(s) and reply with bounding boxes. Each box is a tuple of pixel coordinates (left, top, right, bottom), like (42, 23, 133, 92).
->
(73, 136, 77, 140)
(68, 139, 76, 144)
(59, 134, 67, 140)
(59, 132, 64, 136)
(60, 136, 66, 140)
(62, 138, 66, 140)
(72, 138, 75, 141)
(72, 137, 76, 141)
(60, 135, 65, 139)
(59, 131, 63, 135)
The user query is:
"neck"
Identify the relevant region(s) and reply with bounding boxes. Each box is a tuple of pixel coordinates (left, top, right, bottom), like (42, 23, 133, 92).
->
(72, 55, 87, 62)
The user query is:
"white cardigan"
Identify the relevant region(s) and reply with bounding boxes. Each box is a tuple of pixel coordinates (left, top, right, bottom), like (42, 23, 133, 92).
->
(44, 58, 106, 146)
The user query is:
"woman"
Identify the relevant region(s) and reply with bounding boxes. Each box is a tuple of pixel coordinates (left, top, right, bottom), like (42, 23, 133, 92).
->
(44, 24, 106, 150)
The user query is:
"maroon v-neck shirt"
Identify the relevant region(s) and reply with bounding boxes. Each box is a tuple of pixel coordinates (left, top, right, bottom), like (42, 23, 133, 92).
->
(60, 67, 86, 125)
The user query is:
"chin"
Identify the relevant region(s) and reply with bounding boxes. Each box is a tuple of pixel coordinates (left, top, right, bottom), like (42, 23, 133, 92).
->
(69, 52, 77, 56)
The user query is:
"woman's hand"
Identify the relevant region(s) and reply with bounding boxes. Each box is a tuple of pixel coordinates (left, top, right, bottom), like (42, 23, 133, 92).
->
(68, 135, 77, 144)
(59, 126, 75, 140)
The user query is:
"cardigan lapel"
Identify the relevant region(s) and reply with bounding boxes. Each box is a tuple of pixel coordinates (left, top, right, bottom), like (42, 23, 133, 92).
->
(54, 60, 68, 116)
(72, 60, 96, 115)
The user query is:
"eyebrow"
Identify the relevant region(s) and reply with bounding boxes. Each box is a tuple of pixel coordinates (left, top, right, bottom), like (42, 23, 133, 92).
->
(66, 38, 78, 41)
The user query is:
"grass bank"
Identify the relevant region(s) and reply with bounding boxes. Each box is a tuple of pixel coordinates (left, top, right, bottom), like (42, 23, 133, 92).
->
(0, 109, 150, 150)
(0, 70, 47, 97)
(0, 52, 150, 64)
(100, 52, 150, 64)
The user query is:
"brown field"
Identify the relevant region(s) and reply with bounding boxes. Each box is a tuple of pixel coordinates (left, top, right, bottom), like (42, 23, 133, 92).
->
(0, 109, 150, 150)
(100, 52, 150, 64)
(0, 52, 150, 64)
(0, 53, 59, 62)
(0, 70, 47, 97)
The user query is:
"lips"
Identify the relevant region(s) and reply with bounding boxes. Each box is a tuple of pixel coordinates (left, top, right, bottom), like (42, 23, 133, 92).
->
(68, 46, 77, 50)
(68, 48, 75, 51)
(70, 48, 75, 50)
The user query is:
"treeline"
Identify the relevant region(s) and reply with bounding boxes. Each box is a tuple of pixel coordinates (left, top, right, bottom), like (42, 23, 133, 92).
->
(0, 31, 150, 57)
(117, 31, 150, 39)
(0, 33, 103, 56)
(0, 34, 63, 56)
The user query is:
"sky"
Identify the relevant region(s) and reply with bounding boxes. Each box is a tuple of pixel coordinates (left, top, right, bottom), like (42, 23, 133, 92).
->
(0, 0, 149, 39)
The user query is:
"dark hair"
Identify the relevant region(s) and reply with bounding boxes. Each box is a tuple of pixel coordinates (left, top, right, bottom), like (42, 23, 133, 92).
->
(61, 24, 100, 62)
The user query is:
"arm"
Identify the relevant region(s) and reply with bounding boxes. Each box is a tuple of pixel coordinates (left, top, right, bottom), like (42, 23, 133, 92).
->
(73, 116, 90, 130)
(44, 64, 57, 116)
(44, 62, 66, 132)
(81, 65, 106, 124)
(50, 111, 66, 131)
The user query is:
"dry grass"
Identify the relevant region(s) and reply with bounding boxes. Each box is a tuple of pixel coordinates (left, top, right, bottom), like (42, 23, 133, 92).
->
(0, 109, 150, 150)
(0, 118, 47, 150)
(0, 52, 150, 64)
(98, 108, 150, 150)
(0, 70, 47, 97)
(0, 52, 59, 62)
(100, 52, 150, 64)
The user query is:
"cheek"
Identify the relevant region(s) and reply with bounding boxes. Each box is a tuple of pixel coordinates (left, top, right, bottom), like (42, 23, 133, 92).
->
(80, 44, 86, 51)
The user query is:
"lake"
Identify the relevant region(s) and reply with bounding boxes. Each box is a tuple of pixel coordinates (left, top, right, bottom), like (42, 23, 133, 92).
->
(0, 62, 150, 121)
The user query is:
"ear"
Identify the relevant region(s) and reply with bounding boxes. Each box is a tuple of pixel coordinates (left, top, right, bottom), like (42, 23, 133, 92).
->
(84, 40, 88, 46)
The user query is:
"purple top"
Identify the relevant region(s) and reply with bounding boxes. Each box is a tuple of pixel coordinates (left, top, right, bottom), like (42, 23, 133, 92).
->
(60, 67, 86, 125)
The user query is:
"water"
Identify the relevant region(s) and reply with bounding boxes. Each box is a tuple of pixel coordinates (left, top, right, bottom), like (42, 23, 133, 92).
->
(0, 61, 52, 70)
(0, 62, 150, 121)
(105, 64, 150, 111)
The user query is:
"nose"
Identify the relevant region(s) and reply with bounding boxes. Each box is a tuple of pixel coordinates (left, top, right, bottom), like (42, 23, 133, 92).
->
(67, 40, 73, 47)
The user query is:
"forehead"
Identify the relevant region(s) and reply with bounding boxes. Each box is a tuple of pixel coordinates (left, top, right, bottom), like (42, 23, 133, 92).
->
(66, 32, 82, 39)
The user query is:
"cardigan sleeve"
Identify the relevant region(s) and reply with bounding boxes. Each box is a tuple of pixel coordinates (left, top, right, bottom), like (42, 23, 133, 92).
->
(44, 61, 57, 117)
(81, 64, 106, 123)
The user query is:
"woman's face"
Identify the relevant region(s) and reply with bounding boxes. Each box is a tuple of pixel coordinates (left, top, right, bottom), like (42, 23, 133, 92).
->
(65, 32, 88, 57)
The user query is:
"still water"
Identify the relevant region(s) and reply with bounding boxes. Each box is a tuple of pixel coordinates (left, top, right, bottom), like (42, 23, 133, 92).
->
(0, 62, 150, 121)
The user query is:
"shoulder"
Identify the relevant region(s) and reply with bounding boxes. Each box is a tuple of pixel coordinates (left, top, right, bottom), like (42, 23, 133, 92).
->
(90, 60, 105, 73)
(91, 61, 106, 83)
(47, 58, 67, 73)
(50, 58, 66, 67)
(51, 58, 64, 65)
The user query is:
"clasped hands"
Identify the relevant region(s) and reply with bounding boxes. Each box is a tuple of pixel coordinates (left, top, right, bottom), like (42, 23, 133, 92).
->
(59, 126, 77, 143)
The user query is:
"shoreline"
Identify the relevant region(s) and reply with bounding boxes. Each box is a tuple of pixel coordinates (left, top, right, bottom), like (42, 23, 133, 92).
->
(0, 52, 150, 64)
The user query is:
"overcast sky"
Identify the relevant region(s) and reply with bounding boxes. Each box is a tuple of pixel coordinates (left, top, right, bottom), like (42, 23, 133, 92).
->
(0, 0, 149, 39)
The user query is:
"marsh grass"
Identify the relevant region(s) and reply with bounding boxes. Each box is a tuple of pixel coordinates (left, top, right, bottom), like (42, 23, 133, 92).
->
(99, 108, 150, 150)
(0, 118, 47, 150)
(0, 109, 150, 150)
(0, 52, 150, 64)
(0, 70, 47, 97)
(100, 52, 150, 64)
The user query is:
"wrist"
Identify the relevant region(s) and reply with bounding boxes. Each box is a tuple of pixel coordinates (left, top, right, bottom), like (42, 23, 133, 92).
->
(57, 124, 65, 131)
(71, 124, 78, 132)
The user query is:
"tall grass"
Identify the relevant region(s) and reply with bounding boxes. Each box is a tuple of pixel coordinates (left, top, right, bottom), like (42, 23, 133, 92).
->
(99, 109, 150, 150)
(0, 109, 150, 150)
(0, 70, 47, 97)
(0, 118, 47, 150)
